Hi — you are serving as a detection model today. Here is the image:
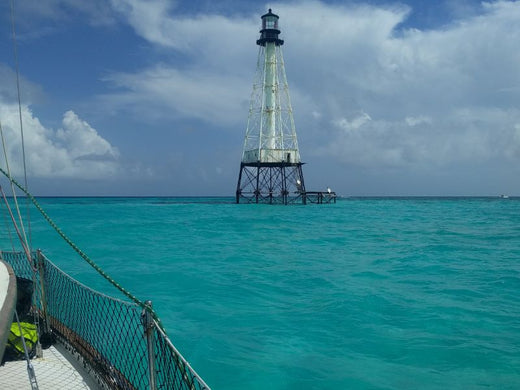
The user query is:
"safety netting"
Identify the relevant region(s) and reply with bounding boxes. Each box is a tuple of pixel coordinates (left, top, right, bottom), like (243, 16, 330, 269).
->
(1, 250, 210, 390)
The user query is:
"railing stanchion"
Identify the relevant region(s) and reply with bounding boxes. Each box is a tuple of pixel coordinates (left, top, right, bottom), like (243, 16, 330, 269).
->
(142, 300, 157, 390)
(36, 249, 51, 334)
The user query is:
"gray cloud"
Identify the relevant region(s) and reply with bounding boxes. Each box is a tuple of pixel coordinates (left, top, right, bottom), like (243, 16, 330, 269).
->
(3, 0, 520, 195)
(105, 1, 520, 176)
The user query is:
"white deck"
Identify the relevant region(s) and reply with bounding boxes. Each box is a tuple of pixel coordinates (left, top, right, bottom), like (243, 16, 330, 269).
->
(0, 261, 11, 310)
(0, 342, 102, 390)
(0, 260, 16, 364)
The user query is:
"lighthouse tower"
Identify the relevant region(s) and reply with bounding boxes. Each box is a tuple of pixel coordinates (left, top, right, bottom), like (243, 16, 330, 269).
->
(235, 9, 306, 204)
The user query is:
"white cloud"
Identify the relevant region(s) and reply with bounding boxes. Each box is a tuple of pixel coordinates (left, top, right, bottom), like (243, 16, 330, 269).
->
(18, 0, 518, 194)
(110, 0, 176, 47)
(320, 107, 520, 170)
(101, 65, 250, 126)
(109, 0, 256, 56)
(56, 110, 119, 161)
(284, 0, 520, 173)
(0, 103, 119, 179)
(92, 0, 520, 186)
(335, 112, 372, 132)
(97, 0, 262, 126)
(405, 116, 432, 127)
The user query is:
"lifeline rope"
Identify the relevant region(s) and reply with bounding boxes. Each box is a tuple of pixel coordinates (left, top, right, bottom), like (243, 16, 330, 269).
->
(1, 4, 202, 389)
(0, 167, 166, 332)
(4, 0, 168, 341)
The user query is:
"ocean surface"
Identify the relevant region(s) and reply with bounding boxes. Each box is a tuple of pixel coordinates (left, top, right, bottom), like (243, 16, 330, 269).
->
(2, 196, 519, 389)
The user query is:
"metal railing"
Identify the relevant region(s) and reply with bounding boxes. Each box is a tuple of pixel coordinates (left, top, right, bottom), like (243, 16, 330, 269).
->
(1, 250, 210, 390)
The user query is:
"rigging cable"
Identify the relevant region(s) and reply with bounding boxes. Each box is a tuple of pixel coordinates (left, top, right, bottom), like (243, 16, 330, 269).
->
(6, 0, 44, 365)
(0, 186, 35, 271)
(0, 166, 167, 332)
(0, 121, 33, 269)
(9, 0, 32, 251)
(14, 310, 40, 390)
(0, 124, 17, 250)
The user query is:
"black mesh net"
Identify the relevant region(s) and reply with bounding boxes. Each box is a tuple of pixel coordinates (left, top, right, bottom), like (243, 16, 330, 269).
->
(1, 250, 210, 390)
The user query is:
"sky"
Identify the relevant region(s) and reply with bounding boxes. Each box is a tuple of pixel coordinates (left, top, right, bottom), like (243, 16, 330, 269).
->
(0, 0, 519, 196)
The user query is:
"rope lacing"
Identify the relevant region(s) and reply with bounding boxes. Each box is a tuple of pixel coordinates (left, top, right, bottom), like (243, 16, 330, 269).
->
(0, 167, 166, 332)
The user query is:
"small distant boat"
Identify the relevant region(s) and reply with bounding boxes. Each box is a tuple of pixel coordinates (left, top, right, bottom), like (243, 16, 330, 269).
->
(500, 194, 509, 199)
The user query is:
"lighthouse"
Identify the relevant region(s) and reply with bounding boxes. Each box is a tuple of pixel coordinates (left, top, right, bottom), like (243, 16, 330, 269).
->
(236, 9, 306, 204)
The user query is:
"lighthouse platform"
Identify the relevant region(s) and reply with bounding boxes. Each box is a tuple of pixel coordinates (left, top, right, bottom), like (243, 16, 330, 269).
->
(304, 191, 337, 204)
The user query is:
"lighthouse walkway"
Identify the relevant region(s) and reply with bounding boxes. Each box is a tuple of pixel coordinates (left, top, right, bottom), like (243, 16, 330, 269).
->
(304, 191, 337, 204)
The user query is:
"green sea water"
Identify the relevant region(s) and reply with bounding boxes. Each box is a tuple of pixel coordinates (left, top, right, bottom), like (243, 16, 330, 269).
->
(2, 197, 519, 389)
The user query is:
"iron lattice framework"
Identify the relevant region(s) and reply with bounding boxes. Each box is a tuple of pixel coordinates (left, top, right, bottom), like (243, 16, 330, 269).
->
(236, 163, 306, 205)
(236, 10, 306, 204)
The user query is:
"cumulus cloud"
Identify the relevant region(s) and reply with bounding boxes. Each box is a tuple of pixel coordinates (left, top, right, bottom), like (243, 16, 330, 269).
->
(103, 0, 520, 146)
(320, 106, 520, 171)
(96, 0, 261, 127)
(8, 0, 519, 194)
(109, 0, 256, 54)
(0, 103, 119, 179)
(56, 111, 119, 161)
(100, 65, 250, 126)
(280, 0, 520, 173)
(109, 0, 179, 48)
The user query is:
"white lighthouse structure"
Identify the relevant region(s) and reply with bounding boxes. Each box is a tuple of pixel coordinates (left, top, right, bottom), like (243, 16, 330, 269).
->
(236, 9, 306, 204)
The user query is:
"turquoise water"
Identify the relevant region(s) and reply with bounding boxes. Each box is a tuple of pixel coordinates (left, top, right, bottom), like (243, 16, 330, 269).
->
(2, 197, 520, 389)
